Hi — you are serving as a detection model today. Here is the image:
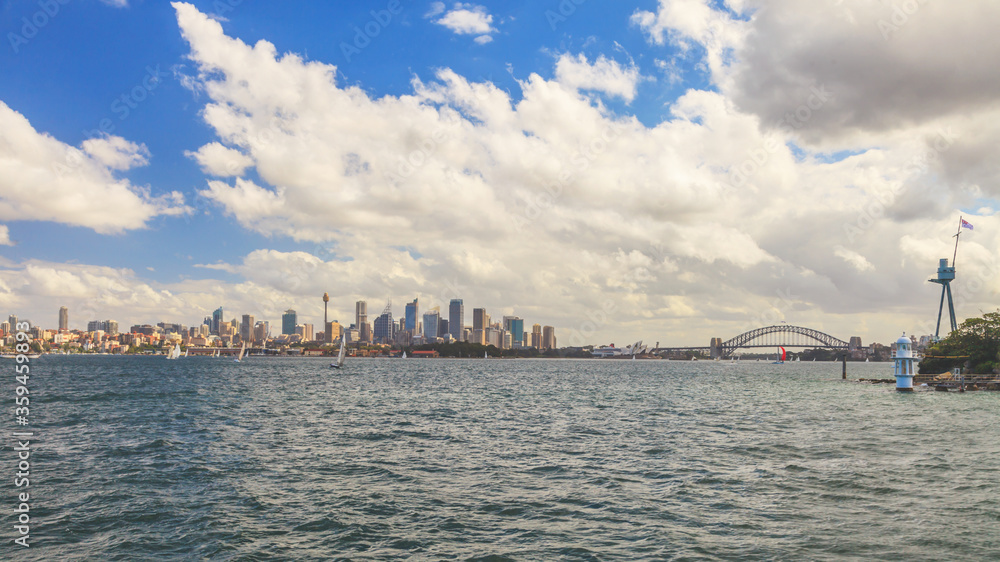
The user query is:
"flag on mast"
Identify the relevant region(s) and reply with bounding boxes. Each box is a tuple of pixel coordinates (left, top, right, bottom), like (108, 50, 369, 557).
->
(961, 218, 973, 230)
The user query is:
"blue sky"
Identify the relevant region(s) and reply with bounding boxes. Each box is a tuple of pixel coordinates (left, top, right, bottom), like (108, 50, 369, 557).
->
(1, 1, 998, 345)
(1, 0, 694, 282)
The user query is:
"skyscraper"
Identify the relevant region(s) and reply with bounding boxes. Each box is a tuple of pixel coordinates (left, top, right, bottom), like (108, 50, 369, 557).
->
(405, 298, 419, 333)
(504, 316, 524, 347)
(542, 326, 556, 350)
(323, 293, 330, 343)
(373, 301, 394, 343)
(423, 309, 440, 341)
(282, 309, 297, 335)
(531, 324, 542, 349)
(448, 299, 464, 341)
(356, 300, 370, 342)
(242, 314, 255, 344)
(212, 307, 224, 335)
(473, 308, 488, 344)
(59, 306, 68, 331)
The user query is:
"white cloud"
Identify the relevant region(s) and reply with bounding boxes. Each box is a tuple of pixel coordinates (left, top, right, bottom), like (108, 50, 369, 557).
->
(159, 2, 1000, 346)
(0, 101, 190, 234)
(431, 3, 496, 40)
(426, 2, 446, 18)
(99, 0, 129, 7)
(554, 53, 642, 103)
(0, 225, 12, 246)
(185, 142, 254, 176)
(834, 246, 875, 273)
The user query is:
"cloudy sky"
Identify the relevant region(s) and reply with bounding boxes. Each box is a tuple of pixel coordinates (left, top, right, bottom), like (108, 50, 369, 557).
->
(1, 0, 998, 347)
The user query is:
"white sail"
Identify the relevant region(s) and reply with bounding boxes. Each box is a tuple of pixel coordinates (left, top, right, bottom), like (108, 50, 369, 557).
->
(402, 351, 407, 359)
(167, 343, 181, 360)
(331, 338, 346, 369)
(234, 342, 246, 362)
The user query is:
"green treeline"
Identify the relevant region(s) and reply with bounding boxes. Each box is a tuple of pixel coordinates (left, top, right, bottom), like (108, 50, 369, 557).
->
(919, 311, 1000, 375)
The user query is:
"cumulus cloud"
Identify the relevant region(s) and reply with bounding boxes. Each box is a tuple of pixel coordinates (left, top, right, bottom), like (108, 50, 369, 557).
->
(554, 53, 642, 103)
(0, 101, 190, 234)
(430, 2, 496, 43)
(0, 225, 12, 246)
(185, 142, 254, 176)
(163, 2, 1000, 345)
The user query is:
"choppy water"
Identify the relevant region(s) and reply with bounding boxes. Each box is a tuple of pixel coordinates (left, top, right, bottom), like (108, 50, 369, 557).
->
(6, 356, 1000, 560)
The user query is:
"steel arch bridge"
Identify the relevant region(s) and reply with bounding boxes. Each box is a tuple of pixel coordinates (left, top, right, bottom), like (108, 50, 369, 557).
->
(722, 325, 849, 354)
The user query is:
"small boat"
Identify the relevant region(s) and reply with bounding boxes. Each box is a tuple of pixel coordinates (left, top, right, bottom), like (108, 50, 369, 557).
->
(402, 351, 407, 359)
(331, 338, 346, 369)
(233, 342, 247, 363)
(166, 343, 181, 360)
(771, 347, 786, 364)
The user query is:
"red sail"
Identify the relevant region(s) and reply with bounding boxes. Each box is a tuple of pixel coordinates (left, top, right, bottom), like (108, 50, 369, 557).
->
(780, 347, 786, 361)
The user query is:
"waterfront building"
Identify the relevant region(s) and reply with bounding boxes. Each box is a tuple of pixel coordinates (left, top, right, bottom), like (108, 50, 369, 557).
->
(254, 321, 269, 343)
(59, 306, 68, 331)
(212, 307, 224, 335)
(356, 301, 368, 341)
(326, 321, 342, 342)
(405, 299, 419, 334)
(531, 324, 542, 349)
(449, 299, 464, 341)
(473, 308, 488, 345)
(423, 309, 440, 341)
(504, 316, 524, 347)
(282, 309, 297, 335)
(242, 314, 255, 344)
(542, 326, 556, 350)
(295, 323, 313, 341)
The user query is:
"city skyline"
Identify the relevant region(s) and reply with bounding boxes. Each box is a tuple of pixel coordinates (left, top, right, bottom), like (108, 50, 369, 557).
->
(2, 2, 1000, 347)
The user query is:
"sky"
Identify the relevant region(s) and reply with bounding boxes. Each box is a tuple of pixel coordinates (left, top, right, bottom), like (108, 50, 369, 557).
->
(1, 0, 999, 348)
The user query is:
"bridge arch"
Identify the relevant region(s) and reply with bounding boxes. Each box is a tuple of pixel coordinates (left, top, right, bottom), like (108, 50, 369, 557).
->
(722, 325, 849, 353)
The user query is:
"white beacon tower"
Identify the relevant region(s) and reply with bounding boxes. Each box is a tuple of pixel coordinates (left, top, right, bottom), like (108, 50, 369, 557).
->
(893, 333, 915, 391)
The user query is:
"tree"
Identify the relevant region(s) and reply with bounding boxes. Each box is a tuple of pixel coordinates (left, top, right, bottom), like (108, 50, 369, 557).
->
(919, 311, 1000, 374)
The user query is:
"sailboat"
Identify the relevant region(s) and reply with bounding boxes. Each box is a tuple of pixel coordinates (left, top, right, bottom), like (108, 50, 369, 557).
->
(184, 348, 189, 358)
(771, 347, 786, 364)
(484, 351, 488, 359)
(331, 338, 346, 369)
(402, 351, 407, 359)
(166, 343, 181, 360)
(233, 342, 247, 363)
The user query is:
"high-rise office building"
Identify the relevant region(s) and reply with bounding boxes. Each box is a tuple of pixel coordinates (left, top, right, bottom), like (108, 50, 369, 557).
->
(59, 306, 68, 331)
(282, 309, 297, 335)
(531, 324, 542, 349)
(504, 316, 524, 347)
(254, 321, 269, 343)
(423, 309, 440, 341)
(242, 314, 255, 344)
(356, 300, 370, 342)
(356, 301, 367, 330)
(373, 301, 394, 343)
(439, 319, 449, 338)
(405, 299, 419, 333)
(473, 308, 489, 345)
(542, 326, 556, 350)
(9, 315, 18, 330)
(105, 320, 118, 335)
(448, 299, 464, 341)
(212, 307, 224, 335)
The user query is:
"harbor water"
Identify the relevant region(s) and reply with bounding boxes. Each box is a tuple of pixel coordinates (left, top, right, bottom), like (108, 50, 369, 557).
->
(8, 356, 1000, 560)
